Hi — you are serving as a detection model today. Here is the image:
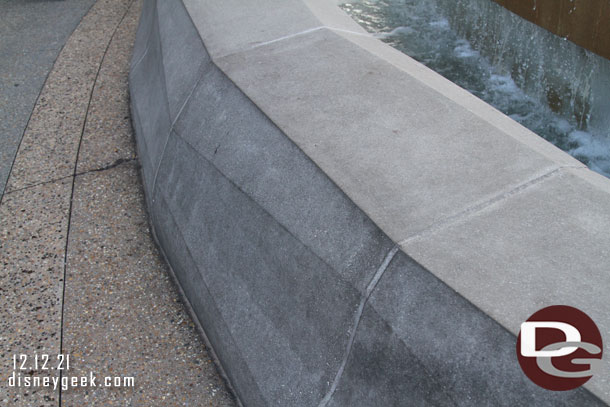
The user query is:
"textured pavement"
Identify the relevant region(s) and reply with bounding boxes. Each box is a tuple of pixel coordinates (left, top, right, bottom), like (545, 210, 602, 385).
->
(0, 0, 235, 405)
(0, 0, 96, 199)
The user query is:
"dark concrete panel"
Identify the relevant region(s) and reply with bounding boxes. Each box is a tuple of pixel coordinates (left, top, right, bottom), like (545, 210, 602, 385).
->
(130, 0, 156, 69)
(153, 133, 369, 406)
(327, 304, 456, 407)
(173, 58, 394, 294)
(128, 2, 171, 191)
(156, 0, 211, 120)
(153, 189, 266, 407)
(329, 251, 606, 406)
(127, 95, 155, 207)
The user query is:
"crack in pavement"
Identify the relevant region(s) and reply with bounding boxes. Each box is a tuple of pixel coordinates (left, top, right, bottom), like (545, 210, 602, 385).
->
(3, 158, 138, 196)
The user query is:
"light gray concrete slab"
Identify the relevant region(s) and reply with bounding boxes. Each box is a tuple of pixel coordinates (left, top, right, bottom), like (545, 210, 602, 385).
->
(181, 0, 373, 62)
(0, 0, 95, 55)
(182, 0, 322, 59)
(0, 48, 55, 195)
(328, 29, 589, 168)
(216, 28, 583, 244)
(302, 0, 370, 34)
(402, 167, 610, 401)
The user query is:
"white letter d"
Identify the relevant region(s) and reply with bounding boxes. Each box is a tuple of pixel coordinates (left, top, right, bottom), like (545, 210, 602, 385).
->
(521, 322, 581, 357)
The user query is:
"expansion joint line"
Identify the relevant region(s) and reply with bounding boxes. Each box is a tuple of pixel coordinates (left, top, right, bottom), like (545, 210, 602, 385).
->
(399, 165, 579, 246)
(248, 26, 372, 50)
(57, 1, 135, 405)
(318, 245, 400, 407)
(150, 67, 204, 204)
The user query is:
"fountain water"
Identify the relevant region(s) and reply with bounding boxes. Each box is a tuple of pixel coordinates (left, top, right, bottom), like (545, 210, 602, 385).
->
(342, 0, 610, 177)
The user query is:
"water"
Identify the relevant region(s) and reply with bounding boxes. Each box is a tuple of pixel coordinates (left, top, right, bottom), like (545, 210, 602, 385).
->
(342, 0, 610, 177)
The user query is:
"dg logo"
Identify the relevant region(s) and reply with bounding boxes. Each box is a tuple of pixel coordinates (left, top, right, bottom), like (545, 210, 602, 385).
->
(517, 305, 603, 391)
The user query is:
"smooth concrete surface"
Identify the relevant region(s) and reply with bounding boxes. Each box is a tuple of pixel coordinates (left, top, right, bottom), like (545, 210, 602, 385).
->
(216, 27, 583, 241)
(402, 166, 610, 396)
(129, 0, 610, 405)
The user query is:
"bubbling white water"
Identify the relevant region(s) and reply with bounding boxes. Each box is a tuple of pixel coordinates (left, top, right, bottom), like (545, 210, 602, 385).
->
(342, 0, 610, 177)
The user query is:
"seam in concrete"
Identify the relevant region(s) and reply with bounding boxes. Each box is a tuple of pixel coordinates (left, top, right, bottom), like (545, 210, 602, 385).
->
(398, 164, 583, 246)
(327, 26, 374, 38)
(149, 193, 250, 407)
(234, 26, 373, 54)
(252, 26, 325, 49)
(173, 129, 364, 301)
(350, 286, 461, 407)
(130, 2, 156, 71)
(75, 158, 138, 176)
(150, 67, 205, 205)
(57, 2, 136, 405)
(153, 0, 173, 174)
(147, 0, 200, 211)
(131, 39, 151, 70)
(318, 245, 399, 407)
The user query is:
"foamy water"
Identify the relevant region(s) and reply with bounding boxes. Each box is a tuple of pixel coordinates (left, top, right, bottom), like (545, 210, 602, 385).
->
(343, 0, 610, 177)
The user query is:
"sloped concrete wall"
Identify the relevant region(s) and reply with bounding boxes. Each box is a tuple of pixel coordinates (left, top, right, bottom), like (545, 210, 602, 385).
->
(129, 0, 610, 405)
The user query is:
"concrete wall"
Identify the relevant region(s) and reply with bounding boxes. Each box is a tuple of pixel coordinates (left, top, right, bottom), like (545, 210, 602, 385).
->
(129, 0, 610, 405)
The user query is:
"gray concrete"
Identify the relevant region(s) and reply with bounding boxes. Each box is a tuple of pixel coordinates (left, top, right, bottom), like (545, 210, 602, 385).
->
(329, 251, 601, 407)
(0, 0, 96, 199)
(215, 27, 583, 241)
(402, 166, 610, 395)
(129, 0, 610, 405)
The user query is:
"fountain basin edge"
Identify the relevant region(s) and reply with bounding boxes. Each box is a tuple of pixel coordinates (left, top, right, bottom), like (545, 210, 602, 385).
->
(129, 0, 610, 405)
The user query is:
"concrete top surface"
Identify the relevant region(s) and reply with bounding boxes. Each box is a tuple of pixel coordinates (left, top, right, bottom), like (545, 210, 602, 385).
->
(181, 0, 610, 401)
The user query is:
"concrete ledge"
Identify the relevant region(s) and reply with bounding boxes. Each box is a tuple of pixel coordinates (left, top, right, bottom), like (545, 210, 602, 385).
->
(129, 0, 610, 405)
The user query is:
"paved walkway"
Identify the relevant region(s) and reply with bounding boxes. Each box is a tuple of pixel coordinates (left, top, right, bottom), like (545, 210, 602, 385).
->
(0, 0, 235, 405)
(0, 0, 96, 198)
